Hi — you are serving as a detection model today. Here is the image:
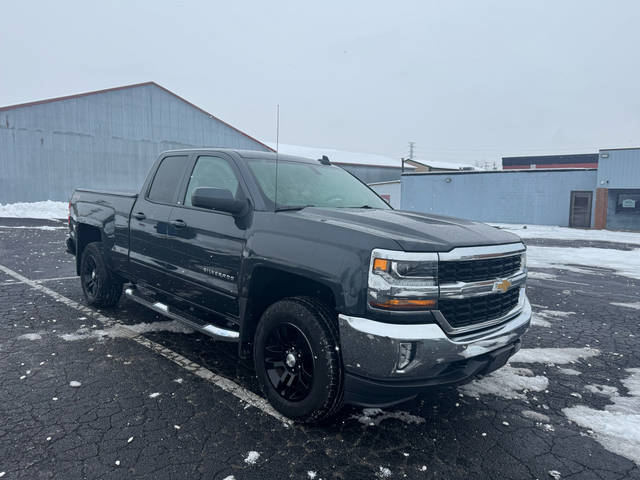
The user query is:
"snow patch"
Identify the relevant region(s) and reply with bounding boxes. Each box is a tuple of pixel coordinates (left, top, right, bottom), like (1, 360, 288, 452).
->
(352, 407, 425, 426)
(521, 410, 550, 423)
(611, 302, 640, 311)
(492, 223, 640, 246)
(377, 466, 392, 479)
(557, 368, 581, 376)
(460, 365, 548, 400)
(531, 310, 575, 328)
(17, 332, 43, 341)
(548, 470, 562, 479)
(511, 347, 599, 365)
(307, 471, 317, 479)
(563, 368, 640, 465)
(59, 321, 193, 341)
(69, 380, 81, 387)
(527, 271, 557, 281)
(0, 225, 65, 230)
(526, 246, 640, 280)
(0, 200, 68, 219)
(148, 392, 160, 398)
(531, 314, 551, 328)
(244, 451, 260, 465)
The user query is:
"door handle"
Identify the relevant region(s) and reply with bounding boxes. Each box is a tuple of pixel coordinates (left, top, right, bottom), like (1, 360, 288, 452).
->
(170, 219, 187, 228)
(133, 212, 146, 220)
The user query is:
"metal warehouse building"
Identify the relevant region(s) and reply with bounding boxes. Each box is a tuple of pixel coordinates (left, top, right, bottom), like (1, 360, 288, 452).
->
(373, 147, 640, 231)
(0, 82, 272, 204)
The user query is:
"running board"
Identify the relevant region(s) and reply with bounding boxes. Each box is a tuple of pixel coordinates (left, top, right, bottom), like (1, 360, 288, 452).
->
(124, 287, 239, 342)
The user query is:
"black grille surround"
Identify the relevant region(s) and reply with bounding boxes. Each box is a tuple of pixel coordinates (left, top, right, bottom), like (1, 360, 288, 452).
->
(438, 287, 520, 330)
(438, 254, 521, 284)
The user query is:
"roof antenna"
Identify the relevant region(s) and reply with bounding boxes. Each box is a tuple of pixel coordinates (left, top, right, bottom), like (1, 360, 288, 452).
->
(274, 104, 280, 210)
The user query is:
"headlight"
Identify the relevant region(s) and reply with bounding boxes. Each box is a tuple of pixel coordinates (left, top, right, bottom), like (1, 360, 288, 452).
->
(368, 249, 438, 311)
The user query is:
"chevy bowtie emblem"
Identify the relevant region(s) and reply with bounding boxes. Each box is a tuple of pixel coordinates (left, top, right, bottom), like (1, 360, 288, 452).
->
(493, 279, 511, 293)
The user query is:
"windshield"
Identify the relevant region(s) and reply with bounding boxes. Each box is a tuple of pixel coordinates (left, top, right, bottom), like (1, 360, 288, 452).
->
(246, 158, 391, 210)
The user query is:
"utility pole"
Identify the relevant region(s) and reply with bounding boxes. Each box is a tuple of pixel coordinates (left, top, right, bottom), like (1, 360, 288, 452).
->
(408, 142, 415, 160)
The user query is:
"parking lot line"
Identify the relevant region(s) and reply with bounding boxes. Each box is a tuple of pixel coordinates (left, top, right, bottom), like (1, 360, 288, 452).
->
(0, 263, 287, 424)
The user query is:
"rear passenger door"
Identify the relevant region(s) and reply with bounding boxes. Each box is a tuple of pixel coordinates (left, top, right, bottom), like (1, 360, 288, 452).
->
(164, 153, 247, 321)
(129, 154, 191, 290)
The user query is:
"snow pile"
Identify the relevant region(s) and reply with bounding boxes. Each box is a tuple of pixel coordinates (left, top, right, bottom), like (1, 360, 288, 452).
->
(611, 302, 640, 311)
(460, 347, 599, 400)
(531, 309, 576, 328)
(511, 347, 599, 364)
(563, 368, 640, 464)
(0, 201, 68, 219)
(460, 365, 548, 400)
(492, 223, 640, 246)
(17, 333, 43, 341)
(59, 321, 193, 341)
(244, 451, 260, 465)
(521, 410, 550, 422)
(352, 407, 425, 426)
(526, 245, 640, 280)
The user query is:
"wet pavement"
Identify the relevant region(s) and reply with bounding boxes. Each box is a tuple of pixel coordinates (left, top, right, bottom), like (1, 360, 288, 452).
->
(1, 219, 639, 479)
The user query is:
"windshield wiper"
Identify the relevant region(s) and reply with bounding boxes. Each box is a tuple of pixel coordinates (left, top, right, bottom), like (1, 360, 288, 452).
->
(275, 205, 315, 212)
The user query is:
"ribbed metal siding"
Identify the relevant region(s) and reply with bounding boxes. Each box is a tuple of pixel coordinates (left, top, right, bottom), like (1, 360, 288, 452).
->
(0, 84, 270, 203)
(597, 149, 640, 189)
(402, 170, 598, 227)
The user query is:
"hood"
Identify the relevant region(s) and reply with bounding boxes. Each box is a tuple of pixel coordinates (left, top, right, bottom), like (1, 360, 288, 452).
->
(288, 208, 522, 252)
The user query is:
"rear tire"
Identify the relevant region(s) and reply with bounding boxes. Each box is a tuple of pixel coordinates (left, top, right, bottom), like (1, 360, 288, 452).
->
(254, 296, 344, 424)
(80, 242, 122, 308)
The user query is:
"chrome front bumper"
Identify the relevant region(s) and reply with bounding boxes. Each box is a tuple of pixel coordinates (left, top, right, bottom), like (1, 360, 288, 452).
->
(338, 293, 531, 382)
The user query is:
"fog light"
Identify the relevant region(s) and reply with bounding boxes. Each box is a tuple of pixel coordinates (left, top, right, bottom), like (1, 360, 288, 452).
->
(397, 342, 414, 370)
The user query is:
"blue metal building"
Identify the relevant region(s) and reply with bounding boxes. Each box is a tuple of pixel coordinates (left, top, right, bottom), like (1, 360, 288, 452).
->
(395, 147, 640, 231)
(0, 82, 272, 203)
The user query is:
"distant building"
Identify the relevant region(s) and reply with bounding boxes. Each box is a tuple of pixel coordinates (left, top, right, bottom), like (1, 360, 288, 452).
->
(0, 82, 272, 203)
(502, 153, 599, 170)
(267, 143, 415, 184)
(397, 147, 640, 231)
(404, 158, 478, 172)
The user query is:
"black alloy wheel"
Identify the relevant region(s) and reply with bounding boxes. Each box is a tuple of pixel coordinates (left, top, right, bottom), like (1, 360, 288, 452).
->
(263, 323, 315, 402)
(79, 242, 122, 308)
(81, 254, 99, 299)
(254, 296, 344, 423)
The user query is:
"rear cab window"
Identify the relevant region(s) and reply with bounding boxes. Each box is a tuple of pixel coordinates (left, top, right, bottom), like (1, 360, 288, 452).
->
(147, 155, 189, 204)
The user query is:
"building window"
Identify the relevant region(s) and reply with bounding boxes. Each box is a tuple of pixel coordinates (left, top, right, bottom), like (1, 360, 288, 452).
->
(616, 193, 640, 214)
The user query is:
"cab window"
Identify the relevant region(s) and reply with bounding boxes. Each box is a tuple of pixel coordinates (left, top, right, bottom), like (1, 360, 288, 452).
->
(184, 156, 240, 207)
(147, 155, 189, 204)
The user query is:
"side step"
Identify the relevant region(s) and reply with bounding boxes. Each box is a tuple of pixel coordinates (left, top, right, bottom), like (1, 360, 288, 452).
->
(124, 287, 239, 342)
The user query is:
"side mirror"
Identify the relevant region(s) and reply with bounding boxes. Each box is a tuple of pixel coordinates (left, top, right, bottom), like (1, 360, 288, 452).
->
(191, 187, 247, 216)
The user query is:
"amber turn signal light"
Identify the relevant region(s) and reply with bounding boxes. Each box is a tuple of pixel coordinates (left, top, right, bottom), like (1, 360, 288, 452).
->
(373, 258, 389, 272)
(370, 298, 436, 310)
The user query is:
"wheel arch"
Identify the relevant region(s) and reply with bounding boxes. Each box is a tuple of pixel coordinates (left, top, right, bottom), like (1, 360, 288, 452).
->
(75, 223, 103, 275)
(238, 265, 342, 358)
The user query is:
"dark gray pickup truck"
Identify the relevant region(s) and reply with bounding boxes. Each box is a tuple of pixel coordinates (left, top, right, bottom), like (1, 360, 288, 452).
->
(66, 148, 531, 423)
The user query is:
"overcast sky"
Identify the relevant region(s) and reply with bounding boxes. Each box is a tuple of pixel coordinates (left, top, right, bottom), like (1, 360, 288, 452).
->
(2, 1, 639, 165)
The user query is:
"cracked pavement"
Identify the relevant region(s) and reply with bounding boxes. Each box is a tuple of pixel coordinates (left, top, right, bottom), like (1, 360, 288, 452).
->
(1, 219, 639, 479)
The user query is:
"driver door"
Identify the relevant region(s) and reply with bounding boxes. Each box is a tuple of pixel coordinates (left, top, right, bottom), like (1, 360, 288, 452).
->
(164, 153, 248, 321)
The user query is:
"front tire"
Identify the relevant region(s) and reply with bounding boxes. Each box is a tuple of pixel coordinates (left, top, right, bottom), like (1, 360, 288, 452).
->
(254, 297, 344, 423)
(80, 242, 122, 308)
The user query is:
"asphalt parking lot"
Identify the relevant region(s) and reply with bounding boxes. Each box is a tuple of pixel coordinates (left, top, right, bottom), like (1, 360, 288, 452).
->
(1, 218, 639, 480)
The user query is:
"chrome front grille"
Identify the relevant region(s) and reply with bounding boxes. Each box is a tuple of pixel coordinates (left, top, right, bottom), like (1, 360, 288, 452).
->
(436, 243, 526, 334)
(439, 288, 520, 329)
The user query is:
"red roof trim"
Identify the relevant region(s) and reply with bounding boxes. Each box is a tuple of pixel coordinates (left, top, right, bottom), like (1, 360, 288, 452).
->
(0, 81, 275, 152)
